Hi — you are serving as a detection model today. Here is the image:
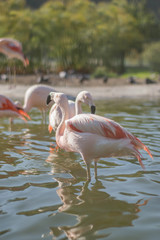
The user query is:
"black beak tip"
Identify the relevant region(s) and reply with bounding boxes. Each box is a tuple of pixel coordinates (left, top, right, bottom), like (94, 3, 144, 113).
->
(91, 105, 96, 114)
(46, 95, 51, 105)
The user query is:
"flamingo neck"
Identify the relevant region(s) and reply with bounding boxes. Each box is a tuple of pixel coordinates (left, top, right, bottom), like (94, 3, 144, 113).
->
(23, 101, 30, 113)
(56, 101, 70, 140)
(23, 105, 29, 113)
(75, 99, 82, 115)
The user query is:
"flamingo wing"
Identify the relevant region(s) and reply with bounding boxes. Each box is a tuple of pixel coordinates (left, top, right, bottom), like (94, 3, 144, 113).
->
(66, 114, 127, 138)
(66, 114, 152, 160)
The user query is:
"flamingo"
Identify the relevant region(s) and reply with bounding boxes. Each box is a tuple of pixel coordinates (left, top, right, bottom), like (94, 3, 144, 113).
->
(0, 94, 30, 122)
(48, 90, 96, 133)
(0, 38, 29, 67)
(23, 84, 57, 122)
(46, 92, 153, 180)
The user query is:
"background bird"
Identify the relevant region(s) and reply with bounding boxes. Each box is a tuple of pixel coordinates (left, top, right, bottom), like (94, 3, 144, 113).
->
(0, 94, 30, 123)
(48, 90, 96, 133)
(23, 84, 57, 123)
(0, 38, 29, 67)
(47, 92, 152, 180)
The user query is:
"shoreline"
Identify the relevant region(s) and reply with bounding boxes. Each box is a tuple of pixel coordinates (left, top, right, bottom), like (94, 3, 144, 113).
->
(0, 83, 160, 101)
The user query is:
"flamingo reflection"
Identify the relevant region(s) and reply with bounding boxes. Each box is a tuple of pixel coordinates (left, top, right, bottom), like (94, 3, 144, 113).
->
(46, 153, 149, 240)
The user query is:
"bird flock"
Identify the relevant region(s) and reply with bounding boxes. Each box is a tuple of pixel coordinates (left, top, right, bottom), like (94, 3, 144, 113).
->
(0, 83, 152, 180)
(0, 38, 153, 181)
(46, 92, 152, 180)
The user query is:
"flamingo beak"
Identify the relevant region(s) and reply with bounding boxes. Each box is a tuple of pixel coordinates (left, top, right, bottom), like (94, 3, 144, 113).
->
(24, 57, 29, 66)
(46, 94, 52, 105)
(47, 92, 56, 105)
(91, 105, 96, 114)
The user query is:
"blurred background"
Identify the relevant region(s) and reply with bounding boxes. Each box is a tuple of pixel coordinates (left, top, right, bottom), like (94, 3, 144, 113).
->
(0, 0, 160, 82)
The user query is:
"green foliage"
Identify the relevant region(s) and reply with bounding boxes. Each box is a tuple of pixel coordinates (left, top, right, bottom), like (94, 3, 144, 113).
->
(121, 67, 157, 79)
(92, 66, 117, 78)
(143, 42, 160, 72)
(92, 67, 108, 78)
(0, 0, 159, 74)
(92, 66, 115, 78)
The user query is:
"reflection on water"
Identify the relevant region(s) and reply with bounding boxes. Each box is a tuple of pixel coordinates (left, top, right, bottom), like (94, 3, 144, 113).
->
(55, 180, 140, 239)
(0, 99, 160, 240)
(47, 152, 150, 240)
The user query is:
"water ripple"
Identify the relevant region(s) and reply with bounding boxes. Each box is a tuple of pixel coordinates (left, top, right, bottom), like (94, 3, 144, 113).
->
(1, 98, 160, 240)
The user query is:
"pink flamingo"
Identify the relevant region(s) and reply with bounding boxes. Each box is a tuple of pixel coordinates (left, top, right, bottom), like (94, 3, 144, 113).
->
(0, 94, 31, 122)
(47, 92, 153, 180)
(23, 84, 56, 122)
(48, 90, 96, 133)
(0, 38, 29, 66)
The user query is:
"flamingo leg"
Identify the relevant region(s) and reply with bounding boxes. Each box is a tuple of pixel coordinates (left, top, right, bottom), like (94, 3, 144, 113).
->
(42, 110, 47, 125)
(94, 158, 99, 179)
(94, 161, 97, 179)
(13, 64, 16, 87)
(86, 163, 91, 181)
(44, 110, 47, 125)
(7, 65, 11, 88)
(50, 144, 59, 153)
(9, 117, 13, 130)
(41, 110, 45, 124)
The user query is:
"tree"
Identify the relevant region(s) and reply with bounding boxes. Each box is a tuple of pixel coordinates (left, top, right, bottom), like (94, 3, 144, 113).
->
(143, 42, 160, 72)
(0, 0, 160, 74)
(94, 0, 152, 73)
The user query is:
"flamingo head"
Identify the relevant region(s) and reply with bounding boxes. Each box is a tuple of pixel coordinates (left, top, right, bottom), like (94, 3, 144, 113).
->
(47, 92, 68, 108)
(23, 56, 29, 67)
(0, 38, 29, 67)
(14, 100, 22, 108)
(13, 51, 29, 67)
(77, 91, 96, 114)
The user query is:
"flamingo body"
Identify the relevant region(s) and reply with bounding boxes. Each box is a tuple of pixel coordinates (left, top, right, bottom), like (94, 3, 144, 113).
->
(64, 114, 151, 163)
(23, 84, 56, 114)
(0, 95, 30, 121)
(47, 92, 152, 180)
(0, 38, 29, 66)
(48, 91, 95, 133)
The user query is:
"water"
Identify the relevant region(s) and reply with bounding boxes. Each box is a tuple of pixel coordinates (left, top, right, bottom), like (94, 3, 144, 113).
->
(0, 98, 160, 240)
